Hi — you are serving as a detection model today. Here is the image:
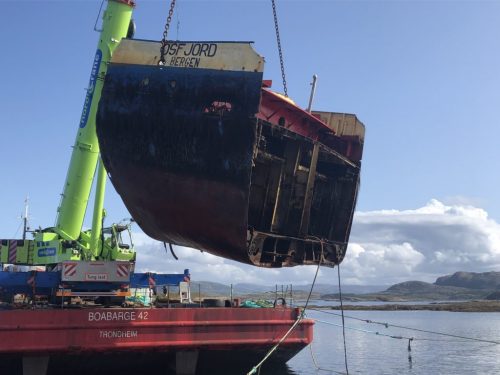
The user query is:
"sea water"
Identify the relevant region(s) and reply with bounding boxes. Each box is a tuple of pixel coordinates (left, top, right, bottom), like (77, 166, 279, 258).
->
(282, 309, 500, 375)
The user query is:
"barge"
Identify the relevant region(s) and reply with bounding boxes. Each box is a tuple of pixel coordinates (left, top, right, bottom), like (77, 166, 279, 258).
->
(0, 265, 312, 374)
(0, 305, 312, 375)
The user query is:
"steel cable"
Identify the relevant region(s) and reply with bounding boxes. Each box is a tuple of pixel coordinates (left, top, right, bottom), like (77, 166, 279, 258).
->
(246, 240, 324, 374)
(271, 0, 288, 97)
(307, 308, 500, 345)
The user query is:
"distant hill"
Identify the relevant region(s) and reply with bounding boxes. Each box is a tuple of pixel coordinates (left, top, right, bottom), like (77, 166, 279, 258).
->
(190, 281, 233, 297)
(321, 281, 487, 302)
(190, 272, 500, 302)
(384, 281, 487, 300)
(189, 282, 387, 298)
(485, 291, 500, 300)
(233, 283, 274, 294)
(292, 283, 387, 294)
(321, 273, 498, 302)
(435, 271, 500, 290)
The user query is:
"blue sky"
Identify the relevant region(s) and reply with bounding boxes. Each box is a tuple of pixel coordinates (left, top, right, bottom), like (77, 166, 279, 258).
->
(1, 1, 499, 284)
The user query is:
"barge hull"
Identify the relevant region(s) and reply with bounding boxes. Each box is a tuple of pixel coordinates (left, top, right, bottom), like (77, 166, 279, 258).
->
(0, 307, 312, 374)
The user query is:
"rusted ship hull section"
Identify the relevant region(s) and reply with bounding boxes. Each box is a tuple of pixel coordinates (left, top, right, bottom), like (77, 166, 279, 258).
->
(98, 64, 260, 264)
(97, 40, 364, 268)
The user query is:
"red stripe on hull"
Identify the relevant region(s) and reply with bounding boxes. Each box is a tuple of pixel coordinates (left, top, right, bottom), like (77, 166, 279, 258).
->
(0, 307, 313, 355)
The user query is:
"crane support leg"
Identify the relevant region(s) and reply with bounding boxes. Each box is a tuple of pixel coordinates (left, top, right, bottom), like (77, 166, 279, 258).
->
(176, 351, 199, 375)
(90, 158, 107, 256)
(23, 356, 49, 375)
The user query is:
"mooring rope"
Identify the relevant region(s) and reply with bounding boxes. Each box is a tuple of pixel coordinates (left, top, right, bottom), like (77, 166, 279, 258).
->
(337, 265, 349, 374)
(309, 342, 347, 374)
(245, 240, 324, 375)
(309, 316, 496, 373)
(314, 318, 414, 340)
(308, 308, 500, 345)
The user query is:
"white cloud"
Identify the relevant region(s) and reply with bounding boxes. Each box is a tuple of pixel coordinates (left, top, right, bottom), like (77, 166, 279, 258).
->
(348, 199, 500, 284)
(132, 199, 500, 286)
(342, 242, 425, 285)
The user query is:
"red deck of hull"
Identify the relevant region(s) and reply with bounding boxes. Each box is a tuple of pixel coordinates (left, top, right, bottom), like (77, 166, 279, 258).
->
(0, 307, 312, 373)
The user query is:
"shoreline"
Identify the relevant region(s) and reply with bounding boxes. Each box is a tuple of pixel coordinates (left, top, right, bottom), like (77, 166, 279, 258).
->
(305, 300, 500, 312)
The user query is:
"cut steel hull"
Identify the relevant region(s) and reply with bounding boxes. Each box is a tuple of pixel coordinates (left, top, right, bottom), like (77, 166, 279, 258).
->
(97, 40, 365, 268)
(98, 64, 261, 265)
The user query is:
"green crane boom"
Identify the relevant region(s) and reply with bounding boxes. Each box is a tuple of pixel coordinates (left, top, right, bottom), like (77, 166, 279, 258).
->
(55, 0, 133, 242)
(1, 0, 136, 266)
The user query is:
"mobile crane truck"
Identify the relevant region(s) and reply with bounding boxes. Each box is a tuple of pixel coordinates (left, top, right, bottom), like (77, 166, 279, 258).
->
(0, 0, 188, 301)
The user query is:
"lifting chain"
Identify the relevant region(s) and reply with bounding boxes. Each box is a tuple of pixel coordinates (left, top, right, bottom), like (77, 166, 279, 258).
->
(271, 0, 288, 97)
(159, 0, 177, 65)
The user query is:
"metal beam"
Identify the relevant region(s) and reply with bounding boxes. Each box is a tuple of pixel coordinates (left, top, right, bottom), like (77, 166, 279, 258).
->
(299, 142, 320, 235)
